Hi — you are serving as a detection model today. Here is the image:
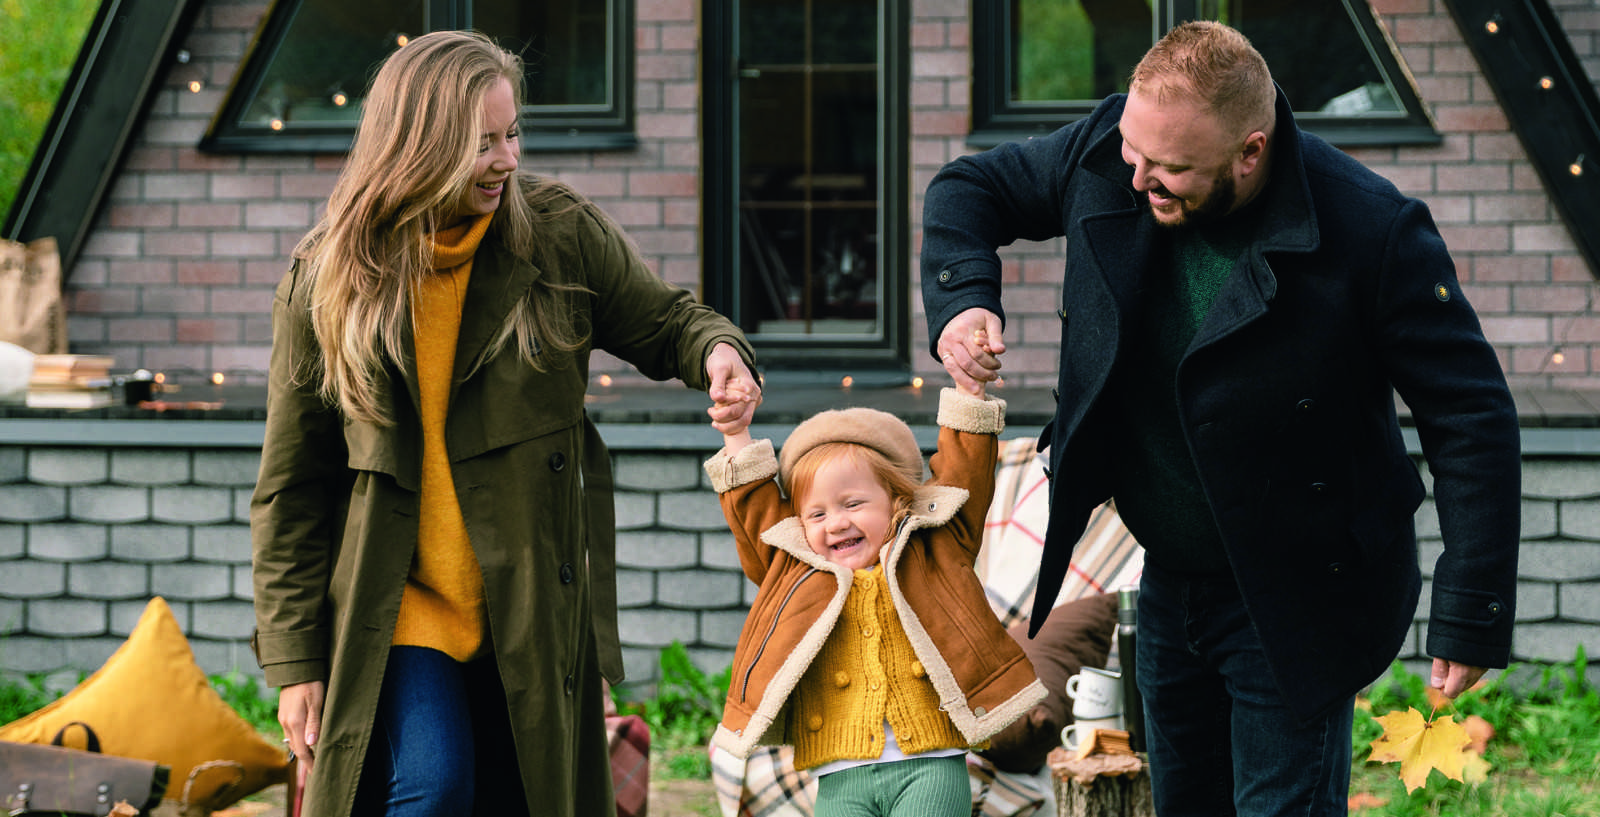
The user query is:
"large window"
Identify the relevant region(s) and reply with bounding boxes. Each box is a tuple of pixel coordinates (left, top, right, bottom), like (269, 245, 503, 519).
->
(973, 0, 1439, 147)
(200, 0, 634, 153)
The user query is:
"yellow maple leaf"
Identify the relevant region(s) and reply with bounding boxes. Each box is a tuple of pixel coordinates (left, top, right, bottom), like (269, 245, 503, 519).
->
(1368, 707, 1473, 793)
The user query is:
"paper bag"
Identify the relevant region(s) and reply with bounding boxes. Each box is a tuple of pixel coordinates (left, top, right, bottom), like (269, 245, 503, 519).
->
(0, 236, 68, 355)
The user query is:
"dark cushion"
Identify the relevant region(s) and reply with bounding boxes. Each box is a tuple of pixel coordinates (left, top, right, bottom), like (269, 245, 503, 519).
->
(978, 592, 1118, 773)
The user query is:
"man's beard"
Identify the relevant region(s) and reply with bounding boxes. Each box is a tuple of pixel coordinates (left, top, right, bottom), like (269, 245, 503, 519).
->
(1146, 167, 1237, 230)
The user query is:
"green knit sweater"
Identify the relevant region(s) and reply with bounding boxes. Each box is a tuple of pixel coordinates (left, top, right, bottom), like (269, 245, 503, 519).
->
(1109, 212, 1260, 576)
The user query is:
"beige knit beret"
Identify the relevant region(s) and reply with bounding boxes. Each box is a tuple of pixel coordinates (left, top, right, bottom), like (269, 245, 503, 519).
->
(778, 407, 924, 489)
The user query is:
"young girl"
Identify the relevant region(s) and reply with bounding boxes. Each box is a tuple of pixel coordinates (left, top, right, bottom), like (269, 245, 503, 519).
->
(703, 382, 1045, 816)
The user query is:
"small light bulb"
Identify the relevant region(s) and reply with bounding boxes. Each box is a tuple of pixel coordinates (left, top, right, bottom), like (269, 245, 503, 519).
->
(1539, 76, 1555, 90)
(598, 374, 613, 387)
(212, 372, 225, 386)
(332, 92, 348, 107)
(1571, 159, 1585, 177)
(396, 34, 409, 47)
(911, 377, 924, 389)
(270, 118, 285, 131)
(154, 372, 167, 384)
(188, 80, 202, 93)
(841, 376, 854, 389)
(1484, 19, 1500, 34)
(1552, 350, 1567, 365)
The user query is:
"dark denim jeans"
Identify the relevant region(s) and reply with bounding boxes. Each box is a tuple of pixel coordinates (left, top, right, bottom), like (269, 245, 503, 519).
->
(352, 646, 527, 817)
(1137, 563, 1353, 817)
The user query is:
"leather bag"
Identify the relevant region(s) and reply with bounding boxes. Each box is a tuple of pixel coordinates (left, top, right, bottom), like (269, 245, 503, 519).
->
(1, 722, 169, 816)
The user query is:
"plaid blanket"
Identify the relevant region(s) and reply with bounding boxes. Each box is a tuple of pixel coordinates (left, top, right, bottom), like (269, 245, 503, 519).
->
(711, 437, 1144, 817)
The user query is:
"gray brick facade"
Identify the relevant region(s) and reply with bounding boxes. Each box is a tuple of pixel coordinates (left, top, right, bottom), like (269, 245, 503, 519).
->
(2, 432, 1598, 697)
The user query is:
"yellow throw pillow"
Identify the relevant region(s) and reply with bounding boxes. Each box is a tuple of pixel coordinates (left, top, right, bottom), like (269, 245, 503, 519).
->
(0, 597, 289, 810)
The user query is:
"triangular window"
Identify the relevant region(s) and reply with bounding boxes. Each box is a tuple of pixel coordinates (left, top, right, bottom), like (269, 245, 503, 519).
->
(973, 0, 1439, 147)
(200, 0, 635, 153)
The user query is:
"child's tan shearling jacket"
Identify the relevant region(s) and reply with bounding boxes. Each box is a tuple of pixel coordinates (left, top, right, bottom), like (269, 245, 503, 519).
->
(704, 388, 1047, 758)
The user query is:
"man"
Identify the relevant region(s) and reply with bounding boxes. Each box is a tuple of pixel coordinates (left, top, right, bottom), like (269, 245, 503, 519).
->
(921, 21, 1519, 817)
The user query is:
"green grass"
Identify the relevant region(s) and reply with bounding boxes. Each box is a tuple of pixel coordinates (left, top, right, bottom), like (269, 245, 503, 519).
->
(1351, 649, 1600, 816)
(0, 0, 102, 222)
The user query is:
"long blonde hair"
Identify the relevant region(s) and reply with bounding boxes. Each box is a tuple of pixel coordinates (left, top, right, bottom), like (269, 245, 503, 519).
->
(296, 30, 588, 425)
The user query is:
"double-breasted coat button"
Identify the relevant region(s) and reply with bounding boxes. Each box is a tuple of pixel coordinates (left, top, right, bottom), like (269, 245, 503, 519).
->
(938, 269, 953, 283)
(1310, 482, 1328, 493)
(548, 452, 566, 472)
(559, 563, 575, 584)
(1296, 398, 1315, 412)
(564, 674, 575, 694)
(1328, 562, 1345, 575)
(1488, 602, 1503, 615)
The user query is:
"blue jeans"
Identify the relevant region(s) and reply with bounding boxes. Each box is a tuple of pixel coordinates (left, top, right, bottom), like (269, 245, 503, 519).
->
(352, 646, 527, 817)
(1137, 564, 1353, 817)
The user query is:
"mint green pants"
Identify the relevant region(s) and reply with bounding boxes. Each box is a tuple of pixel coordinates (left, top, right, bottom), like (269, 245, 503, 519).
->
(814, 755, 969, 817)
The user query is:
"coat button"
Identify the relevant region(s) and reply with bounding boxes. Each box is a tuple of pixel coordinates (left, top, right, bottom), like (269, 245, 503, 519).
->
(1051, 388, 1059, 403)
(1328, 562, 1345, 575)
(938, 269, 953, 283)
(1488, 602, 1503, 615)
(564, 674, 575, 695)
(973, 706, 987, 717)
(1057, 308, 1068, 321)
(1310, 482, 1328, 493)
(560, 563, 575, 584)
(548, 452, 567, 472)
(1296, 398, 1315, 412)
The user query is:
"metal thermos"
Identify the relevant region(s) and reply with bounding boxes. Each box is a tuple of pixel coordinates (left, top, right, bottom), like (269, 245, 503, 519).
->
(1117, 586, 1145, 753)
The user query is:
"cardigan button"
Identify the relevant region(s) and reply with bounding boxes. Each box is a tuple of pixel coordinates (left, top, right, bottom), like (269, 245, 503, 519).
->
(808, 715, 824, 731)
(911, 661, 926, 678)
(835, 671, 851, 689)
(548, 452, 567, 472)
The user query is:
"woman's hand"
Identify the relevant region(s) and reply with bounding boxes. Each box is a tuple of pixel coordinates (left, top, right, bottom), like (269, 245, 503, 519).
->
(279, 680, 326, 771)
(706, 342, 761, 437)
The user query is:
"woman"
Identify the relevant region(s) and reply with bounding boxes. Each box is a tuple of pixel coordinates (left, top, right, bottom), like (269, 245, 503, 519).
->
(250, 30, 759, 817)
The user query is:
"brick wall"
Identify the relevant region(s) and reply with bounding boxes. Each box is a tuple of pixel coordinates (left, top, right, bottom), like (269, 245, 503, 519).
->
(2, 437, 1596, 693)
(49, 0, 1600, 391)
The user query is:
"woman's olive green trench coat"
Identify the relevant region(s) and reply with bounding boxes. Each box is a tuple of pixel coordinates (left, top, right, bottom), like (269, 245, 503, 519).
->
(250, 189, 755, 817)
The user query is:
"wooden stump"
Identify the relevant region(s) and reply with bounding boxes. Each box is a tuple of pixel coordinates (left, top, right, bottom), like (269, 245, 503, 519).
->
(1048, 749, 1155, 817)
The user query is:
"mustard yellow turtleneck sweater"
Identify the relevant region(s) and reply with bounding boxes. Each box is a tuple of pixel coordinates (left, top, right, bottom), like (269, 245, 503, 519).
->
(391, 213, 494, 660)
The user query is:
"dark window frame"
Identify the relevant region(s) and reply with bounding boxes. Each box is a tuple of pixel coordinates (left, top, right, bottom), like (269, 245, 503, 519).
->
(970, 0, 1441, 148)
(198, 0, 636, 154)
(701, 1, 913, 377)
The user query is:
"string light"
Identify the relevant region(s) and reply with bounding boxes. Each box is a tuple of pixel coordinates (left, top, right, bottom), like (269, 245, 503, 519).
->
(396, 34, 410, 47)
(270, 119, 285, 131)
(188, 80, 203, 93)
(1484, 16, 1501, 35)
(1551, 349, 1566, 366)
(1571, 155, 1586, 177)
(911, 377, 924, 389)
(840, 376, 853, 389)
(598, 374, 613, 387)
(1539, 76, 1555, 90)
(211, 372, 225, 386)
(332, 92, 348, 107)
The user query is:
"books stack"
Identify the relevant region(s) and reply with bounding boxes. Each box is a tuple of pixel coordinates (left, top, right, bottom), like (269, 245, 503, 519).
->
(26, 354, 116, 409)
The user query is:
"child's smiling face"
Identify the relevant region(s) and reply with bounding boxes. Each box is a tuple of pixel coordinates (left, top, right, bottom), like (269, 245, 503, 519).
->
(798, 455, 893, 571)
